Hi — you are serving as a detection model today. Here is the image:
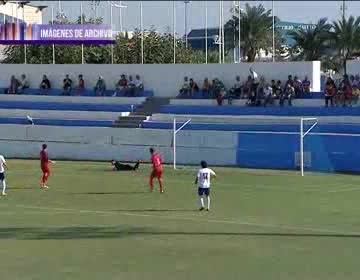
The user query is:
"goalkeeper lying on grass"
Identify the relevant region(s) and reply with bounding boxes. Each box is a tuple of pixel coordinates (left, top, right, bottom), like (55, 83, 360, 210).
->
(111, 160, 140, 171)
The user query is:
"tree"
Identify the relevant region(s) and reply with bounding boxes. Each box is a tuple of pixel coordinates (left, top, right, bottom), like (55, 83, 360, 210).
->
(224, 3, 281, 62)
(330, 16, 360, 74)
(289, 18, 332, 61)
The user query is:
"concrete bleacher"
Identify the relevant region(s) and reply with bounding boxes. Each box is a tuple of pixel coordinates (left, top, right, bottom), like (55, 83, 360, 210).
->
(0, 88, 154, 97)
(0, 95, 147, 127)
(170, 98, 328, 107)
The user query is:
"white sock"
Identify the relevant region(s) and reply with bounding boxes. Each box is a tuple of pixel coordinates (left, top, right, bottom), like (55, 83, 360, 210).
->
(198, 196, 204, 208)
(206, 196, 211, 210)
(2, 180, 6, 194)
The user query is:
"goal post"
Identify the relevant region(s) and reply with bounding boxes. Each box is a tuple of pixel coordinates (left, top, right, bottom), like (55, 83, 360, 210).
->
(300, 117, 318, 176)
(173, 118, 191, 170)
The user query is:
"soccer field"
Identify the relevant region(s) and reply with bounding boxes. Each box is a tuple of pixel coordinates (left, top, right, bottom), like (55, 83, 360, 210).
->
(1, 160, 360, 280)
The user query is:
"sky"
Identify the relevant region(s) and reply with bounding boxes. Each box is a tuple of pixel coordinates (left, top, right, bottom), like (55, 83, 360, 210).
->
(32, 1, 360, 34)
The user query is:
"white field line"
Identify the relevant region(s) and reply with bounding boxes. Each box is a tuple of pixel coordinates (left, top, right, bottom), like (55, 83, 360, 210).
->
(8, 203, 360, 236)
(328, 187, 360, 193)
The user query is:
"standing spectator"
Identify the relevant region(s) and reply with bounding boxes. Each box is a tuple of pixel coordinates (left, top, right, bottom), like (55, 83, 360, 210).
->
(18, 74, 29, 94)
(94, 76, 106, 96)
(339, 74, 353, 107)
(249, 67, 259, 94)
(134, 75, 144, 96)
(202, 78, 211, 98)
(189, 78, 200, 98)
(324, 77, 336, 107)
(178, 76, 190, 98)
(76, 74, 85, 96)
(352, 74, 360, 105)
(62, 74, 73, 96)
(8, 75, 19, 94)
(263, 83, 274, 107)
(293, 76, 303, 98)
(39, 75, 51, 95)
(302, 76, 311, 95)
(114, 74, 128, 97)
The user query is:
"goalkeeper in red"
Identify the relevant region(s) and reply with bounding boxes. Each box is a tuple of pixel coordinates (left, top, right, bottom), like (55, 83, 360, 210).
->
(149, 147, 164, 193)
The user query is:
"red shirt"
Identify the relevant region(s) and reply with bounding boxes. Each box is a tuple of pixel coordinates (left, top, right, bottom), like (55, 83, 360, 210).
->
(151, 153, 162, 171)
(40, 150, 49, 167)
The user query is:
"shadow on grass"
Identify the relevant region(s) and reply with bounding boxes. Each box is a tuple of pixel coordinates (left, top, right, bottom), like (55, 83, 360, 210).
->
(0, 226, 359, 240)
(115, 209, 197, 212)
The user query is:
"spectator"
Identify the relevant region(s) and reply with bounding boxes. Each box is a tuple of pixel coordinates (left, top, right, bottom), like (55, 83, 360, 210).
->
(324, 77, 336, 107)
(62, 74, 73, 96)
(287, 75, 294, 86)
(339, 74, 353, 107)
(302, 76, 311, 95)
(216, 88, 225, 106)
(249, 67, 259, 93)
(263, 83, 274, 107)
(283, 83, 295, 106)
(94, 76, 106, 96)
(76, 74, 85, 96)
(212, 78, 225, 101)
(274, 80, 283, 100)
(178, 76, 190, 98)
(271, 80, 277, 97)
(114, 74, 128, 97)
(352, 74, 360, 105)
(8, 75, 19, 94)
(256, 76, 266, 102)
(202, 78, 212, 98)
(134, 75, 144, 96)
(127, 75, 136, 97)
(227, 76, 242, 100)
(293, 76, 303, 98)
(189, 78, 199, 97)
(242, 75, 253, 99)
(39, 75, 51, 95)
(18, 74, 29, 94)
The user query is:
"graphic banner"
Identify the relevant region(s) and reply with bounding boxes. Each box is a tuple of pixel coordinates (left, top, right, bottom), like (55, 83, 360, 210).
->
(0, 23, 114, 45)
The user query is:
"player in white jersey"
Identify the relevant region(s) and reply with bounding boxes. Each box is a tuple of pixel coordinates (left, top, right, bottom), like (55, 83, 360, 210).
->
(0, 155, 8, 196)
(195, 161, 216, 211)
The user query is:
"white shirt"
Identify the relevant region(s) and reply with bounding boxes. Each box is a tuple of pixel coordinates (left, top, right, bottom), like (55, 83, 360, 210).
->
(264, 86, 273, 97)
(197, 168, 216, 189)
(0, 155, 6, 173)
(135, 78, 143, 88)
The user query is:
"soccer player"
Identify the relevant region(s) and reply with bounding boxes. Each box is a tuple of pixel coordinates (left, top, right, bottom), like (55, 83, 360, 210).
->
(149, 147, 164, 193)
(111, 160, 140, 171)
(0, 154, 8, 196)
(195, 161, 216, 211)
(40, 144, 55, 189)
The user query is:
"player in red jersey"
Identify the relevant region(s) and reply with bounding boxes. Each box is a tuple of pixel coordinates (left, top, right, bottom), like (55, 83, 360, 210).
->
(149, 147, 164, 193)
(40, 144, 55, 189)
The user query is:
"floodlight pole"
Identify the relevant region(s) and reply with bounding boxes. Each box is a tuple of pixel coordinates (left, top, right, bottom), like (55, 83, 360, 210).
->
(173, 0, 176, 64)
(80, 1, 84, 64)
(205, 0, 208, 64)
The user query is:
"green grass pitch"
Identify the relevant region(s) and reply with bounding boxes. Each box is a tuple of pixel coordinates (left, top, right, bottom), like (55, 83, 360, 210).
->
(1, 159, 360, 280)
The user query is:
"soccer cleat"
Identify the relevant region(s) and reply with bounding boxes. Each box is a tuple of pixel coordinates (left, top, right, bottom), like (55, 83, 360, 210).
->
(206, 209, 210, 212)
(1, 193, 7, 196)
(160, 190, 164, 194)
(41, 185, 49, 189)
(199, 207, 205, 211)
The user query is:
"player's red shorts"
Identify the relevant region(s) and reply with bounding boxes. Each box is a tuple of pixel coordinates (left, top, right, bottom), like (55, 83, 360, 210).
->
(41, 164, 50, 174)
(151, 169, 162, 179)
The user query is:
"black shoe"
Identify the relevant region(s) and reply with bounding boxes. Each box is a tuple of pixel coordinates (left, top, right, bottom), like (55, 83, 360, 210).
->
(199, 207, 205, 211)
(206, 209, 210, 212)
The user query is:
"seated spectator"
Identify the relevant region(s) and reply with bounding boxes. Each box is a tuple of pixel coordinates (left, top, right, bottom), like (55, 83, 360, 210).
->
(18, 74, 29, 94)
(216, 88, 225, 106)
(242, 75, 253, 99)
(282, 83, 295, 106)
(274, 80, 282, 100)
(339, 74, 352, 107)
(293, 76, 303, 98)
(62, 74, 73, 96)
(227, 76, 242, 101)
(114, 74, 128, 97)
(94, 76, 106, 96)
(302, 76, 311, 95)
(324, 77, 336, 107)
(263, 83, 274, 107)
(39, 75, 51, 95)
(76, 74, 85, 96)
(202, 78, 212, 98)
(212, 78, 225, 100)
(8, 75, 19, 94)
(270, 79, 277, 96)
(178, 76, 190, 98)
(127, 75, 136, 97)
(189, 78, 199, 97)
(285, 75, 294, 88)
(134, 75, 144, 96)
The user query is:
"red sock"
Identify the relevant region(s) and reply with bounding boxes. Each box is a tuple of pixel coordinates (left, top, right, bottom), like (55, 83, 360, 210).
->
(149, 176, 154, 191)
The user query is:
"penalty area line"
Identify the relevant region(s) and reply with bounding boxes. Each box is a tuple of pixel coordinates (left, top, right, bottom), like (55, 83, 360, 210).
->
(12, 203, 360, 236)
